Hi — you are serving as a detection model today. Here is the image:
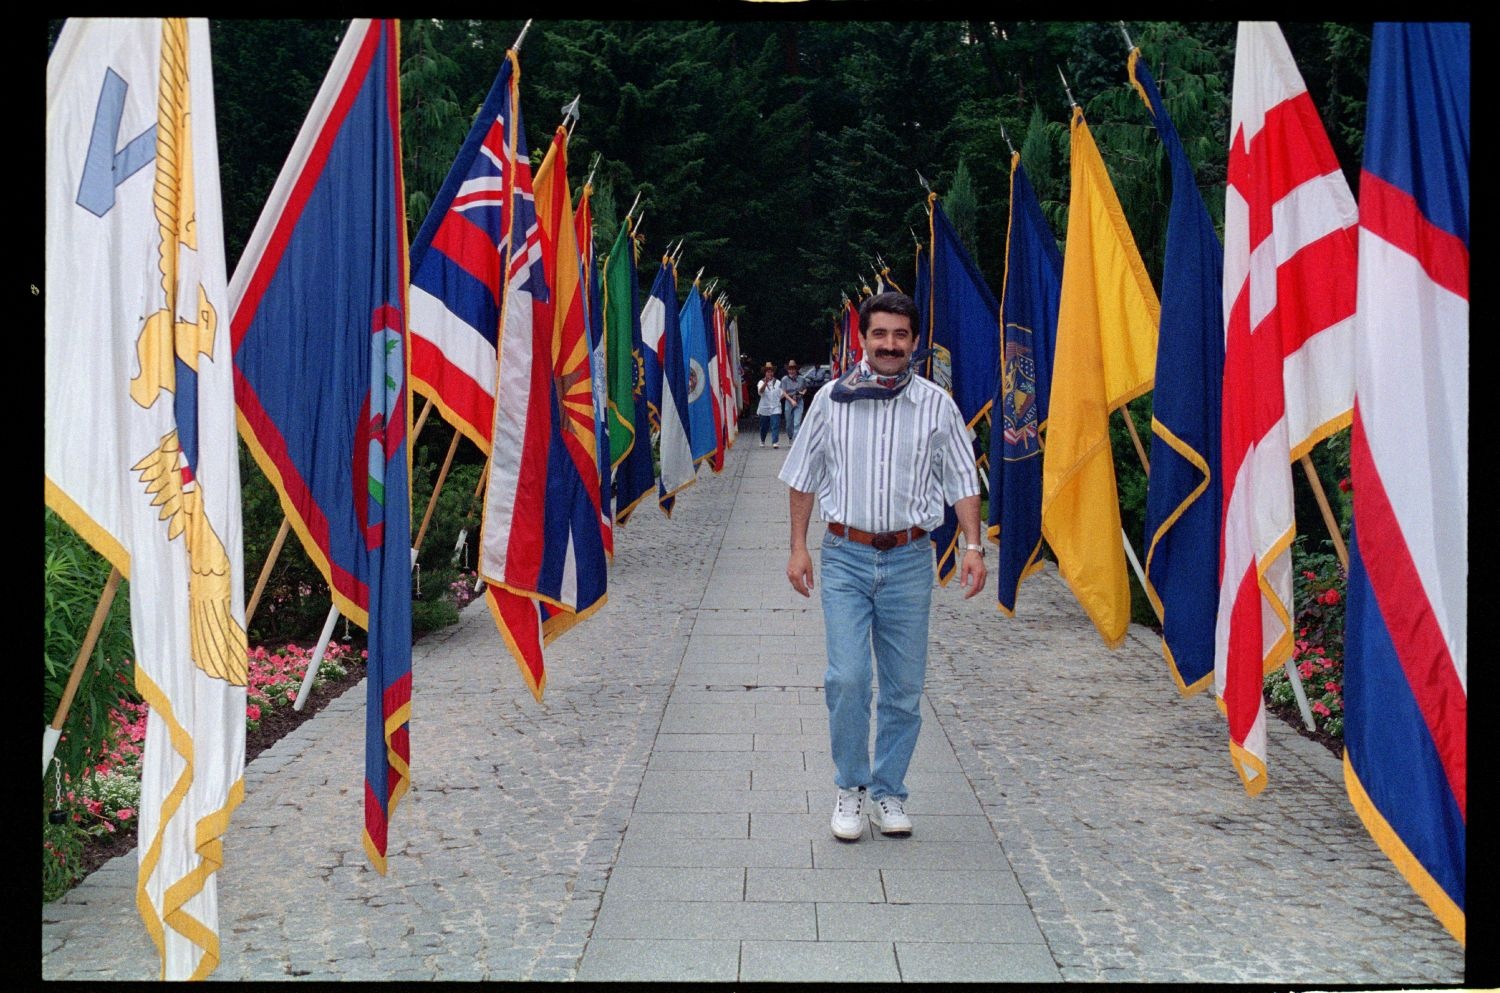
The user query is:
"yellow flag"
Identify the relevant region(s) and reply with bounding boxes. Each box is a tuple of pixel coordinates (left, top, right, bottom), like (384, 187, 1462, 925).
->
(1040, 106, 1160, 647)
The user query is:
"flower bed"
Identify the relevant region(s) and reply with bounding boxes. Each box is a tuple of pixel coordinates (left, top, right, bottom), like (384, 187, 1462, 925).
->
(43, 641, 367, 902)
(1263, 545, 1346, 754)
(43, 569, 486, 902)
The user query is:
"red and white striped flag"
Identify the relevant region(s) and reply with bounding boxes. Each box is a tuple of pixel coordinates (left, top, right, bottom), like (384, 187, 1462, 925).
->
(1217, 21, 1357, 795)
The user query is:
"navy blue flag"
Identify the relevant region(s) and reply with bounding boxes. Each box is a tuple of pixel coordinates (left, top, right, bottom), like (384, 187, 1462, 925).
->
(1129, 49, 1224, 696)
(923, 194, 1000, 583)
(986, 155, 1062, 614)
(231, 19, 411, 872)
(638, 256, 672, 430)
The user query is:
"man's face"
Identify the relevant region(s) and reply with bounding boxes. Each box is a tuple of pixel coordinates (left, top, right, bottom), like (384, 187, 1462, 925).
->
(860, 312, 915, 377)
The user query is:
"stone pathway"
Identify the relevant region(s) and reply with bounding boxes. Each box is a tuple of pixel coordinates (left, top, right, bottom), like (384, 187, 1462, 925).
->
(40, 438, 1466, 983)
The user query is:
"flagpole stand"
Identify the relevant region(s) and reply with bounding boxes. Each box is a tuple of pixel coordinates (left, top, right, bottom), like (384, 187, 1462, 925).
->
(293, 603, 342, 711)
(1281, 656, 1318, 731)
(1119, 529, 1162, 625)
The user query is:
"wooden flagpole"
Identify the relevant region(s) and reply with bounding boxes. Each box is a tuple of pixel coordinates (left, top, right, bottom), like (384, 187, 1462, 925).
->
(413, 428, 462, 557)
(1299, 453, 1350, 572)
(245, 518, 292, 626)
(43, 567, 123, 778)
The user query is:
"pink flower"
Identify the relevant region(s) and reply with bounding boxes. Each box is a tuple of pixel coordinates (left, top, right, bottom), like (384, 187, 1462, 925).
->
(1312, 701, 1331, 717)
(246, 704, 262, 721)
(1313, 646, 1326, 656)
(1319, 588, 1342, 606)
(286, 691, 296, 702)
(1324, 681, 1339, 693)
(116, 807, 135, 821)
(1303, 570, 1317, 581)
(1338, 477, 1352, 492)
(1298, 661, 1315, 679)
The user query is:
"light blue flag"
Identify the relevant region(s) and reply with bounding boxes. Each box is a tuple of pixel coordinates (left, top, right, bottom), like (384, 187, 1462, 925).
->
(679, 278, 716, 465)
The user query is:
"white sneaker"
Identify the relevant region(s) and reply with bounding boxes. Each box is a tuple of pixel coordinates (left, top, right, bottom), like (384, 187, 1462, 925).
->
(870, 795, 912, 836)
(773, 442, 779, 448)
(830, 787, 866, 841)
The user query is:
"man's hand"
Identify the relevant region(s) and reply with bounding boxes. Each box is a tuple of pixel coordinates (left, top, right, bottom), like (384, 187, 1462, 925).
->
(959, 549, 987, 600)
(952, 495, 987, 600)
(787, 547, 814, 597)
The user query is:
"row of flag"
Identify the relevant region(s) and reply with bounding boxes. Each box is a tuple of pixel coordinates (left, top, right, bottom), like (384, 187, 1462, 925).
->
(833, 22, 1466, 945)
(44, 18, 748, 978)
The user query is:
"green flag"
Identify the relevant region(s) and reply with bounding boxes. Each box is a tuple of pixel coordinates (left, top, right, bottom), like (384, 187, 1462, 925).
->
(603, 217, 640, 468)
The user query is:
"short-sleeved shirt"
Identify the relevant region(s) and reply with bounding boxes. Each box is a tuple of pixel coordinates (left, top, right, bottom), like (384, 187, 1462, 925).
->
(756, 377, 785, 415)
(778, 374, 980, 533)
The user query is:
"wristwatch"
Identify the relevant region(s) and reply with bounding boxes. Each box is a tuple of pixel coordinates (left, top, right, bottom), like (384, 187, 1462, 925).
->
(964, 542, 985, 557)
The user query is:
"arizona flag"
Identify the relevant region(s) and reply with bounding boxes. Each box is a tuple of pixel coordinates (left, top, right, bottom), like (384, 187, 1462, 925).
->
(1343, 21, 1467, 944)
(407, 50, 525, 455)
(1131, 48, 1226, 698)
(1040, 104, 1160, 649)
(987, 153, 1062, 615)
(47, 18, 245, 979)
(231, 19, 412, 872)
(481, 125, 608, 700)
(1218, 22, 1357, 795)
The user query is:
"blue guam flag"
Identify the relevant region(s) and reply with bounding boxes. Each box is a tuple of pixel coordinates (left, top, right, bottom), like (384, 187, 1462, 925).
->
(1130, 48, 1224, 695)
(230, 19, 411, 872)
(922, 194, 999, 583)
(986, 155, 1061, 614)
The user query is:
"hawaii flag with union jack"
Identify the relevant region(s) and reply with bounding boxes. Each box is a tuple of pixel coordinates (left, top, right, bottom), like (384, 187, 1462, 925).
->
(408, 50, 525, 455)
(1218, 21, 1357, 795)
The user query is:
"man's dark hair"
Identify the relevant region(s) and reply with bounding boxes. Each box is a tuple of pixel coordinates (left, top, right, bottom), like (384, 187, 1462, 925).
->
(858, 291, 919, 335)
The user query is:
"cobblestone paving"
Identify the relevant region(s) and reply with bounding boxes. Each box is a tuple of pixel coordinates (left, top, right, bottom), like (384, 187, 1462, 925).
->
(39, 435, 1468, 984)
(41, 455, 743, 982)
(923, 568, 1465, 985)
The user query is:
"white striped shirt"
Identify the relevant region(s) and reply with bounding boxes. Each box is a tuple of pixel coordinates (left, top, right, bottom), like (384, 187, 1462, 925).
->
(778, 374, 979, 533)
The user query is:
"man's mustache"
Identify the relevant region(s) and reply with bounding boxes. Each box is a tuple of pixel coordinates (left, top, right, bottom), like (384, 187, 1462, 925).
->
(874, 349, 907, 358)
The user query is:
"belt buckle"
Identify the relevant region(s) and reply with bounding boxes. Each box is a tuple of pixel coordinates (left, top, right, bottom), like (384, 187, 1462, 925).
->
(871, 531, 898, 551)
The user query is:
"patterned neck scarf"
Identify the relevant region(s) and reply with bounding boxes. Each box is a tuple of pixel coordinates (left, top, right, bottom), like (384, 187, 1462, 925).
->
(829, 355, 924, 403)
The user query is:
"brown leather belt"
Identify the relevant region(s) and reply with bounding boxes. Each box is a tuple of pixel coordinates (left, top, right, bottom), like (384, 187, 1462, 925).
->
(828, 522, 926, 551)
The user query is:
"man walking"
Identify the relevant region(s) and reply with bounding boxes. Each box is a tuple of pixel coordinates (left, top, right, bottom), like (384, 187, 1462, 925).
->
(779, 291, 986, 841)
(780, 359, 806, 442)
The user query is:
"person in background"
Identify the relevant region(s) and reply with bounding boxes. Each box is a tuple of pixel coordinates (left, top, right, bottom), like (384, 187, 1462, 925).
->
(779, 291, 986, 842)
(756, 361, 786, 448)
(780, 359, 806, 443)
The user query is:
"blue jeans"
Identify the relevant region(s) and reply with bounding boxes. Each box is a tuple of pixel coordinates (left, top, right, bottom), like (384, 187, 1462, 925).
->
(759, 412, 782, 444)
(819, 530, 934, 802)
(784, 400, 803, 441)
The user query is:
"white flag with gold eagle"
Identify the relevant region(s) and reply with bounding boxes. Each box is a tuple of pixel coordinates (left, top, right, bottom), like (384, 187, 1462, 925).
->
(45, 18, 245, 981)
